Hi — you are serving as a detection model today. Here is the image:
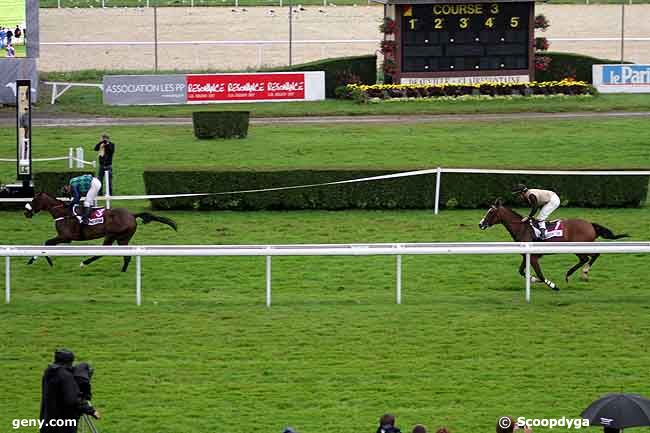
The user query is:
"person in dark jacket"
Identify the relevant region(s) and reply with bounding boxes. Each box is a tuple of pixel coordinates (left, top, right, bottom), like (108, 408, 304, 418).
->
(40, 349, 99, 433)
(94, 133, 115, 194)
(377, 414, 402, 433)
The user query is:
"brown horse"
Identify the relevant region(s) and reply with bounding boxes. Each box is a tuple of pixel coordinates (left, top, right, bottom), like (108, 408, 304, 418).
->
(24, 192, 177, 271)
(478, 198, 629, 290)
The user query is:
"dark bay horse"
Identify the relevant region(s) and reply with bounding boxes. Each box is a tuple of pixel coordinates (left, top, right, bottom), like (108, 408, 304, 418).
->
(24, 192, 177, 271)
(478, 199, 629, 290)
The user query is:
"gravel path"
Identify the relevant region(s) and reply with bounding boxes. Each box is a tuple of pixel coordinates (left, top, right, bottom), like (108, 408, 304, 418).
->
(1, 111, 650, 127)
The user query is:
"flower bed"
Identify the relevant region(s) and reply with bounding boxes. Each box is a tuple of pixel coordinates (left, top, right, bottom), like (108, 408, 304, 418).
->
(336, 80, 596, 102)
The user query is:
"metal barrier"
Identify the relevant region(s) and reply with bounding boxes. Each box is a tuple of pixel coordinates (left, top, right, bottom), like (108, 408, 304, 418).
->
(0, 147, 96, 168)
(3, 242, 650, 306)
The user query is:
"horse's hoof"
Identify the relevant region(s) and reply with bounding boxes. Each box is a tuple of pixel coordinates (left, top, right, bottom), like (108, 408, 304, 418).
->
(552, 285, 560, 291)
(26, 260, 33, 265)
(80, 262, 85, 269)
(580, 273, 589, 282)
(565, 274, 570, 283)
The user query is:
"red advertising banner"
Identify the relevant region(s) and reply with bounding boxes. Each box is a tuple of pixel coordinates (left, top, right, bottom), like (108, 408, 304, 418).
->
(186, 73, 306, 102)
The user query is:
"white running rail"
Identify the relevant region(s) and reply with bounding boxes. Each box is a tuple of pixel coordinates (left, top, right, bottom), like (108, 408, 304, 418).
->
(0, 147, 96, 169)
(2, 242, 649, 306)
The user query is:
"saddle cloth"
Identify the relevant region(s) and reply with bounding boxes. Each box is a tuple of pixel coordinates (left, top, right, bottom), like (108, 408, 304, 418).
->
(532, 220, 563, 240)
(72, 205, 106, 226)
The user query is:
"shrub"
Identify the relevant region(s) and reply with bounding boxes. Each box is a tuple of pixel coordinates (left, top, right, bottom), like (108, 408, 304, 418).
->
(192, 111, 249, 139)
(535, 52, 631, 83)
(33, 171, 89, 196)
(143, 169, 648, 210)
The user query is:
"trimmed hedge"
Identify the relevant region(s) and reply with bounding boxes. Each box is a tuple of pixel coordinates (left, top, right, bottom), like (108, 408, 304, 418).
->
(143, 169, 648, 210)
(33, 171, 90, 196)
(192, 111, 249, 139)
(440, 173, 648, 209)
(536, 52, 631, 83)
(277, 55, 377, 98)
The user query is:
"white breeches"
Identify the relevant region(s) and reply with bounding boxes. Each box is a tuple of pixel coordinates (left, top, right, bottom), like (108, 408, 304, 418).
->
(537, 194, 560, 221)
(84, 178, 102, 207)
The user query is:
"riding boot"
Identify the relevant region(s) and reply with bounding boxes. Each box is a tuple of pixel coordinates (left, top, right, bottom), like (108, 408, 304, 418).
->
(81, 206, 91, 225)
(538, 220, 547, 240)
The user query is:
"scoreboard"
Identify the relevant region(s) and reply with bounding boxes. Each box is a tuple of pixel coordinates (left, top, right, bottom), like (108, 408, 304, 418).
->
(380, 0, 535, 84)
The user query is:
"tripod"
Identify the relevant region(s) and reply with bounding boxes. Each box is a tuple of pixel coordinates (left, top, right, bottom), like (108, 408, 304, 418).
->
(79, 414, 99, 433)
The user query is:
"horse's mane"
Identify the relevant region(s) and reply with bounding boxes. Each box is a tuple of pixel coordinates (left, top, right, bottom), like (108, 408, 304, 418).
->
(38, 192, 66, 206)
(500, 206, 524, 219)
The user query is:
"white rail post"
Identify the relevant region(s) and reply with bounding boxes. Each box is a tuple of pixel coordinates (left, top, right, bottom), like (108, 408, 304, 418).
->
(396, 254, 402, 304)
(104, 170, 111, 210)
(5, 256, 10, 304)
(68, 148, 74, 169)
(75, 147, 83, 169)
(136, 255, 142, 306)
(434, 166, 442, 215)
(266, 254, 272, 307)
(525, 252, 531, 303)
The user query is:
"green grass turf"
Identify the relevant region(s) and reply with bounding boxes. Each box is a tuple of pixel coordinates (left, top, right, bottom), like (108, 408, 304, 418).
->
(2, 115, 650, 433)
(27, 86, 650, 118)
(1, 207, 650, 433)
(2, 118, 650, 193)
(0, 0, 25, 25)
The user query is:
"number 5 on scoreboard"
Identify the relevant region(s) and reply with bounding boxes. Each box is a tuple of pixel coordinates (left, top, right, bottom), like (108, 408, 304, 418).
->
(510, 16, 520, 28)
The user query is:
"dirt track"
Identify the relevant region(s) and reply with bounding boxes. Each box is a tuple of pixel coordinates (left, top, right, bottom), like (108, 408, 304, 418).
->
(39, 5, 650, 71)
(1, 111, 649, 127)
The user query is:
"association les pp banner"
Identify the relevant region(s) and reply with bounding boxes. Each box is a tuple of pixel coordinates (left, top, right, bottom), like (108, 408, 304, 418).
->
(187, 73, 315, 102)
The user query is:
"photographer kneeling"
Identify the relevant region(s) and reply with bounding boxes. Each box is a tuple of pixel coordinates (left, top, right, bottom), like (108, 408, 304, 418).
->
(40, 349, 100, 433)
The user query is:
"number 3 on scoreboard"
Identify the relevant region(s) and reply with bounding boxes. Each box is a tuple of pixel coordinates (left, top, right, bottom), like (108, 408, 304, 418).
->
(510, 16, 520, 28)
(459, 17, 469, 29)
(434, 18, 444, 29)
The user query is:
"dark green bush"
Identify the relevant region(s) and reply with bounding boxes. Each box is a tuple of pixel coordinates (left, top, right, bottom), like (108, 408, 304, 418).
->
(281, 55, 377, 98)
(192, 111, 250, 139)
(143, 169, 648, 210)
(535, 52, 631, 83)
(33, 171, 89, 196)
(441, 173, 648, 208)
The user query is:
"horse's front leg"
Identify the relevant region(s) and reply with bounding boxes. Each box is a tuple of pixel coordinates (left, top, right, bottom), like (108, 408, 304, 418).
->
(531, 254, 559, 291)
(27, 237, 65, 266)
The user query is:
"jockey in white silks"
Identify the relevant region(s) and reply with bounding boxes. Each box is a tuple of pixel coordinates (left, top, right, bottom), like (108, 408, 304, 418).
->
(512, 184, 561, 239)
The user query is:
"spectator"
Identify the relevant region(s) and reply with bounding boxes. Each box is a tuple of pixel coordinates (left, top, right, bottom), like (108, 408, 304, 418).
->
(435, 428, 449, 433)
(6, 28, 12, 46)
(6, 43, 15, 58)
(94, 133, 115, 194)
(377, 414, 402, 433)
(603, 428, 619, 433)
(283, 427, 299, 433)
(40, 349, 99, 433)
(14, 25, 22, 41)
(0, 28, 6, 49)
(412, 425, 428, 433)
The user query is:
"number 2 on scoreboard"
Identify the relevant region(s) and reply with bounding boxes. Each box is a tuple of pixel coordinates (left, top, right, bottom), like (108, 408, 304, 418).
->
(434, 17, 444, 29)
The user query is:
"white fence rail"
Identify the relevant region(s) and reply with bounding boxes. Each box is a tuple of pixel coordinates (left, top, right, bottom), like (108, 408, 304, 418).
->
(0, 147, 96, 169)
(3, 242, 650, 306)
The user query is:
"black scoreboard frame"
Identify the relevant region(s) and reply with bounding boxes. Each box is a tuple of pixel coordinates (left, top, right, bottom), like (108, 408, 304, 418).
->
(376, 0, 535, 83)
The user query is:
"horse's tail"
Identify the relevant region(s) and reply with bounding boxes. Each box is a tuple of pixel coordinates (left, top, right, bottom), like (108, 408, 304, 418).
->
(592, 223, 629, 240)
(134, 212, 178, 231)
